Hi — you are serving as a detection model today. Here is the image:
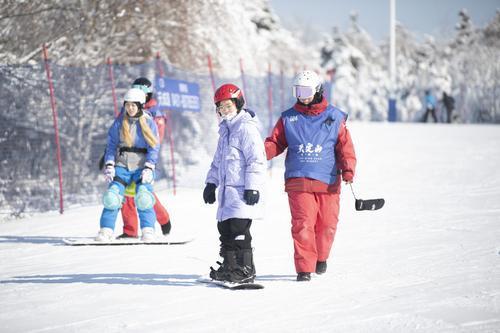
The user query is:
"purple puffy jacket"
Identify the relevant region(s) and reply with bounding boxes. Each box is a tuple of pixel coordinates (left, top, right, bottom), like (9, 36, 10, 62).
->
(205, 110, 266, 221)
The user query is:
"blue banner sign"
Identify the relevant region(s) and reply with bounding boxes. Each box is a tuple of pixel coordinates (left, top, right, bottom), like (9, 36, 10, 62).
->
(155, 77, 201, 112)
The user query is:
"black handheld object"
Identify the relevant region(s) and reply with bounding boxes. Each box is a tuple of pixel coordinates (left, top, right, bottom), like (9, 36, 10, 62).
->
(349, 184, 385, 211)
(355, 198, 385, 211)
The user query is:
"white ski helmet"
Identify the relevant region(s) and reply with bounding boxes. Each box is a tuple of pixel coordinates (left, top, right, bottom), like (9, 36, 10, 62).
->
(292, 70, 323, 99)
(124, 88, 146, 105)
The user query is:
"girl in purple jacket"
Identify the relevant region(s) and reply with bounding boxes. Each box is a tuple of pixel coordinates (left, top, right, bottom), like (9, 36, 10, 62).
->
(203, 84, 266, 284)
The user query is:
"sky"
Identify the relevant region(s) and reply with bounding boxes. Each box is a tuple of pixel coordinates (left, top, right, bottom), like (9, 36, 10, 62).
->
(269, 0, 499, 42)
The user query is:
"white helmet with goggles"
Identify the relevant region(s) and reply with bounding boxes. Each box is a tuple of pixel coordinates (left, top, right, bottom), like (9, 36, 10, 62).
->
(124, 88, 146, 105)
(292, 70, 323, 99)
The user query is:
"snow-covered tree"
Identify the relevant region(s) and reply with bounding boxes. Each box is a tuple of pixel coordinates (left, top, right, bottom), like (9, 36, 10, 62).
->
(454, 9, 475, 48)
(318, 9, 499, 123)
(448, 9, 500, 123)
(320, 15, 388, 121)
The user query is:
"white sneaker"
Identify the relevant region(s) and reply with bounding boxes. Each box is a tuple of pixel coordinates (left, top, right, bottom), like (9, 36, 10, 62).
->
(141, 227, 156, 242)
(95, 227, 114, 242)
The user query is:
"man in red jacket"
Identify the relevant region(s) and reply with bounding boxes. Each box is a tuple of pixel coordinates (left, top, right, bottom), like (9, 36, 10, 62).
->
(265, 70, 356, 281)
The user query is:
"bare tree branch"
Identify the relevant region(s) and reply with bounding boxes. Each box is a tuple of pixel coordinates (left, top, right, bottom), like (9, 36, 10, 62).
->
(0, 6, 78, 21)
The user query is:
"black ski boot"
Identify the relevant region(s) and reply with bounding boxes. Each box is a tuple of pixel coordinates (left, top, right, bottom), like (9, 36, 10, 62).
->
(161, 221, 172, 235)
(117, 233, 137, 239)
(315, 261, 327, 274)
(223, 249, 256, 284)
(240, 249, 256, 277)
(297, 272, 311, 281)
(209, 261, 225, 281)
(209, 249, 231, 281)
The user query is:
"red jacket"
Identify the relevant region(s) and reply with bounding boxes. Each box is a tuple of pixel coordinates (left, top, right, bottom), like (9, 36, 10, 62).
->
(265, 98, 356, 193)
(145, 98, 166, 144)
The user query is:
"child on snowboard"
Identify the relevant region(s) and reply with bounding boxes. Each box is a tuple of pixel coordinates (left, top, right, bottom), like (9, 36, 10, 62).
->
(203, 84, 266, 284)
(96, 88, 160, 242)
(118, 77, 172, 238)
(98, 78, 172, 238)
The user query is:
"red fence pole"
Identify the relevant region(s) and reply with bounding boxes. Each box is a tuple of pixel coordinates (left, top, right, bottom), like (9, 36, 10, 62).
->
(107, 58, 119, 118)
(207, 54, 216, 94)
(155, 52, 176, 195)
(156, 52, 165, 77)
(267, 63, 274, 172)
(164, 113, 176, 196)
(42, 44, 64, 214)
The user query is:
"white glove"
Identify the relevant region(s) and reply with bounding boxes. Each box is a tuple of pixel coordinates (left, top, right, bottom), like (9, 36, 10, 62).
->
(104, 162, 115, 183)
(141, 162, 155, 184)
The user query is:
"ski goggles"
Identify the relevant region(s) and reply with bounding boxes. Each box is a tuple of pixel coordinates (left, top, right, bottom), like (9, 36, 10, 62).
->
(216, 104, 235, 112)
(132, 84, 152, 94)
(292, 85, 315, 99)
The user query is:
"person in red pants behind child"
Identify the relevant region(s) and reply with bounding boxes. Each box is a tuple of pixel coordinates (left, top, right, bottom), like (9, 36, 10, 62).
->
(118, 77, 172, 238)
(264, 70, 356, 282)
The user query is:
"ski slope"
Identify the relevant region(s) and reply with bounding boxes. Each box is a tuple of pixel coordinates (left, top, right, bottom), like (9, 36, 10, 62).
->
(1, 122, 500, 332)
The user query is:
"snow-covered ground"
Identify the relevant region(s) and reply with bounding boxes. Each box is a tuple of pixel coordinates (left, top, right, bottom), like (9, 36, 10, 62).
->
(1, 122, 499, 332)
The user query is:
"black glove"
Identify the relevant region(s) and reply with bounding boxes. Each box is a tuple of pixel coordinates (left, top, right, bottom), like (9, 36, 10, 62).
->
(244, 189, 260, 205)
(203, 183, 217, 204)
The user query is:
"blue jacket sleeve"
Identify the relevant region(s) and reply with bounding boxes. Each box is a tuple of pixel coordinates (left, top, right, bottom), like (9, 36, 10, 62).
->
(104, 116, 122, 164)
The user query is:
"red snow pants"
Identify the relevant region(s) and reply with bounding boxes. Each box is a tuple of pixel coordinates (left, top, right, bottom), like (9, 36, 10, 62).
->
(121, 193, 170, 237)
(287, 191, 340, 273)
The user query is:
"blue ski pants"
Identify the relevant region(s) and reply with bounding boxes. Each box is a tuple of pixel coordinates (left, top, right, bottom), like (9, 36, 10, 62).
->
(99, 166, 156, 230)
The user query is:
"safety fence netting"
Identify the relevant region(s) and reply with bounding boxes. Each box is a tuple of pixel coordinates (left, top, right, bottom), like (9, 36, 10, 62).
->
(0, 59, 308, 217)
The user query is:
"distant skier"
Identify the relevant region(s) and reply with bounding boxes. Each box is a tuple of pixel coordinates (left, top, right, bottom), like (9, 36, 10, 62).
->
(265, 70, 357, 281)
(117, 78, 172, 238)
(422, 90, 438, 123)
(203, 84, 266, 284)
(96, 88, 159, 242)
(442, 91, 455, 124)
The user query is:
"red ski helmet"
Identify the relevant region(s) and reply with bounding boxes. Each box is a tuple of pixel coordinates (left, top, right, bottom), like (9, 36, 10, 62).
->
(214, 83, 245, 110)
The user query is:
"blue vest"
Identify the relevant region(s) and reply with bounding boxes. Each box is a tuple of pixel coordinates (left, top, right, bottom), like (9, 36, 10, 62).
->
(282, 105, 347, 184)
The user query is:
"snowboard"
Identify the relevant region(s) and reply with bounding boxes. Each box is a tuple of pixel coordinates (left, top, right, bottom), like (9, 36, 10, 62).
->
(198, 277, 264, 290)
(63, 236, 194, 246)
